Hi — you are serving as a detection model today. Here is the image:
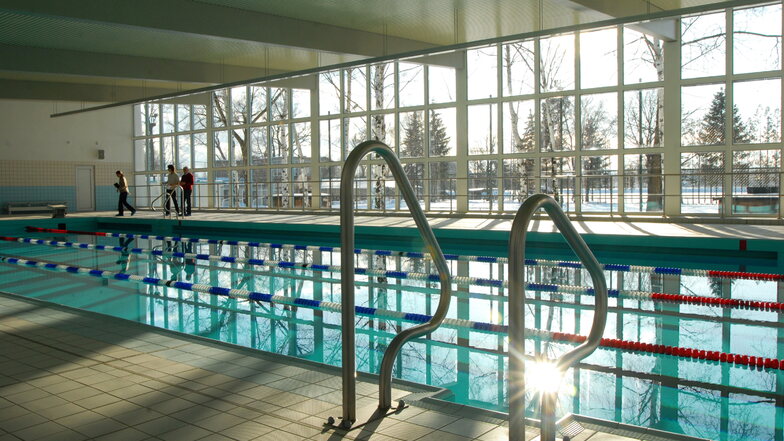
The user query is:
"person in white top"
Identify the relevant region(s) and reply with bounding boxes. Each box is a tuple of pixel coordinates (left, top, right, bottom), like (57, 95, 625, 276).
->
(115, 170, 136, 216)
(165, 164, 181, 216)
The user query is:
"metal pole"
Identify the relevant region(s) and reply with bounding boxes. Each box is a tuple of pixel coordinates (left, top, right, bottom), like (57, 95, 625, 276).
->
(509, 194, 608, 441)
(336, 140, 452, 427)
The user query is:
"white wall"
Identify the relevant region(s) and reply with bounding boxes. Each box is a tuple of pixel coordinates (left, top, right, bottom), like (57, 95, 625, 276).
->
(0, 99, 131, 163)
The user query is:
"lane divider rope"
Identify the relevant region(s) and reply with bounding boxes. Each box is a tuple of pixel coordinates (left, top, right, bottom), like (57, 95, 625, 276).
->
(25, 226, 784, 283)
(1, 254, 781, 371)
(7, 233, 784, 312)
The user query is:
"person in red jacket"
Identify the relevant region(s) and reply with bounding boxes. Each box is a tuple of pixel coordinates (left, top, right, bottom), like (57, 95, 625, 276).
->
(180, 167, 194, 216)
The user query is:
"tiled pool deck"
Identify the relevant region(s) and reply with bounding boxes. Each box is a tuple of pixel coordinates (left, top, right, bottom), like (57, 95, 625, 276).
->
(0, 292, 690, 441)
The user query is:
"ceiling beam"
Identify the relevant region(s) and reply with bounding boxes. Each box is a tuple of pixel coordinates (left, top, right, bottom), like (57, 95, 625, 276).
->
(565, 0, 676, 40)
(0, 79, 184, 102)
(0, 0, 436, 57)
(0, 44, 285, 85)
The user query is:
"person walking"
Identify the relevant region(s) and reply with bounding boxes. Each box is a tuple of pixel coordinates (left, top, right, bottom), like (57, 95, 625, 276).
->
(165, 164, 181, 216)
(115, 170, 136, 216)
(180, 166, 194, 216)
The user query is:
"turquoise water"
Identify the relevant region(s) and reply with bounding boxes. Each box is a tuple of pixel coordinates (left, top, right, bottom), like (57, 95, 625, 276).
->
(0, 231, 782, 441)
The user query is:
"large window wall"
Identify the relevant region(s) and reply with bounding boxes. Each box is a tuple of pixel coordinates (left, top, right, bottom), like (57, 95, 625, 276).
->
(131, 1, 784, 218)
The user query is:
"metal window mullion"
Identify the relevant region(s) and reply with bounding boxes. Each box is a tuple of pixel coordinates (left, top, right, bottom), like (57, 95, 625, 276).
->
(574, 31, 583, 215)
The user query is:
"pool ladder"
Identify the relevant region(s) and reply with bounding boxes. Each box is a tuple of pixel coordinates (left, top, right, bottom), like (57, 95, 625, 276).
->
(149, 185, 182, 221)
(509, 194, 608, 441)
(329, 140, 452, 429)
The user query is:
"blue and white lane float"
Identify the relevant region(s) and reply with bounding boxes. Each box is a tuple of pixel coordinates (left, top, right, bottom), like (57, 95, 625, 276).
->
(2, 254, 782, 371)
(24, 226, 784, 283)
(5, 234, 784, 312)
(0, 255, 514, 336)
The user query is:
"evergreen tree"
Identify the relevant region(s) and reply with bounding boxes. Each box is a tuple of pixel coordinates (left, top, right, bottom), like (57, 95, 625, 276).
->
(519, 112, 536, 152)
(429, 111, 452, 200)
(401, 112, 425, 186)
(697, 89, 752, 145)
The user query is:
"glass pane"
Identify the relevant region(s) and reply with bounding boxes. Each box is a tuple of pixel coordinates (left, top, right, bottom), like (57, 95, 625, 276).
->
(502, 40, 535, 96)
(732, 149, 780, 214)
(133, 139, 145, 172)
(231, 128, 246, 166)
(681, 152, 723, 214)
(177, 135, 191, 170)
(213, 130, 229, 167)
(370, 164, 394, 210)
(430, 161, 457, 211)
(429, 108, 456, 157)
(582, 155, 617, 212)
(624, 28, 663, 84)
(429, 65, 456, 103)
(162, 136, 174, 168)
(503, 100, 535, 153)
(344, 67, 367, 113)
(681, 84, 725, 146)
(292, 167, 313, 208)
(291, 122, 311, 163)
(145, 104, 160, 135)
(400, 111, 425, 158)
(250, 86, 268, 124)
(270, 88, 289, 120)
(468, 104, 498, 155)
(399, 62, 424, 107)
(144, 138, 159, 172)
(320, 118, 341, 162)
(624, 88, 663, 148)
(370, 63, 395, 110)
(134, 104, 145, 136)
(370, 113, 395, 150)
(624, 153, 663, 212)
(734, 4, 781, 74)
(251, 169, 269, 208)
(319, 71, 341, 116)
(162, 104, 175, 134)
(231, 86, 248, 125)
(400, 163, 424, 211)
(250, 127, 268, 165)
(540, 96, 575, 152)
(541, 33, 575, 92)
(581, 92, 617, 150)
(468, 46, 498, 100)
(176, 105, 190, 132)
(212, 89, 228, 127)
(193, 133, 207, 169)
(502, 158, 536, 212)
(542, 156, 576, 212)
(344, 116, 367, 157)
(270, 124, 289, 164)
(681, 12, 725, 79)
(580, 28, 617, 88)
(292, 89, 311, 118)
(734, 79, 781, 144)
(271, 168, 290, 208)
(320, 165, 341, 208)
(193, 104, 207, 130)
(468, 160, 498, 211)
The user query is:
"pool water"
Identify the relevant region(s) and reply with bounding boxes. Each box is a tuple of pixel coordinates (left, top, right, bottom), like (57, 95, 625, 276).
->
(0, 231, 782, 441)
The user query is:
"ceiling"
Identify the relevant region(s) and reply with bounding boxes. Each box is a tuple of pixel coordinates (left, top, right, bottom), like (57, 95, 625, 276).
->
(0, 0, 739, 103)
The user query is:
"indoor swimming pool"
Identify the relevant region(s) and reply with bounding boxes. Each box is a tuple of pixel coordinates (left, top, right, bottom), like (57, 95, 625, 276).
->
(0, 223, 782, 441)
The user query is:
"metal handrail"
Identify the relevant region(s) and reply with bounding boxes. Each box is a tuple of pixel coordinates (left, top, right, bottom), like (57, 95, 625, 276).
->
(508, 194, 608, 441)
(149, 185, 182, 220)
(333, 140, 452, 429)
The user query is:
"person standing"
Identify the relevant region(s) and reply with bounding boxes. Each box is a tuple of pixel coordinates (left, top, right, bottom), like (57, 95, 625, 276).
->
(180, 166, 194, 216)
(115, 170, 136, 216)
(165, 164, 181, 216)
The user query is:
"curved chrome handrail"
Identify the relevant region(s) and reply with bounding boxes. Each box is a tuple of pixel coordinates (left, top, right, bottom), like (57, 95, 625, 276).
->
(508, 194, 608, 441)
(335, 140, 452, 428)
(149, 186, 182, 220)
